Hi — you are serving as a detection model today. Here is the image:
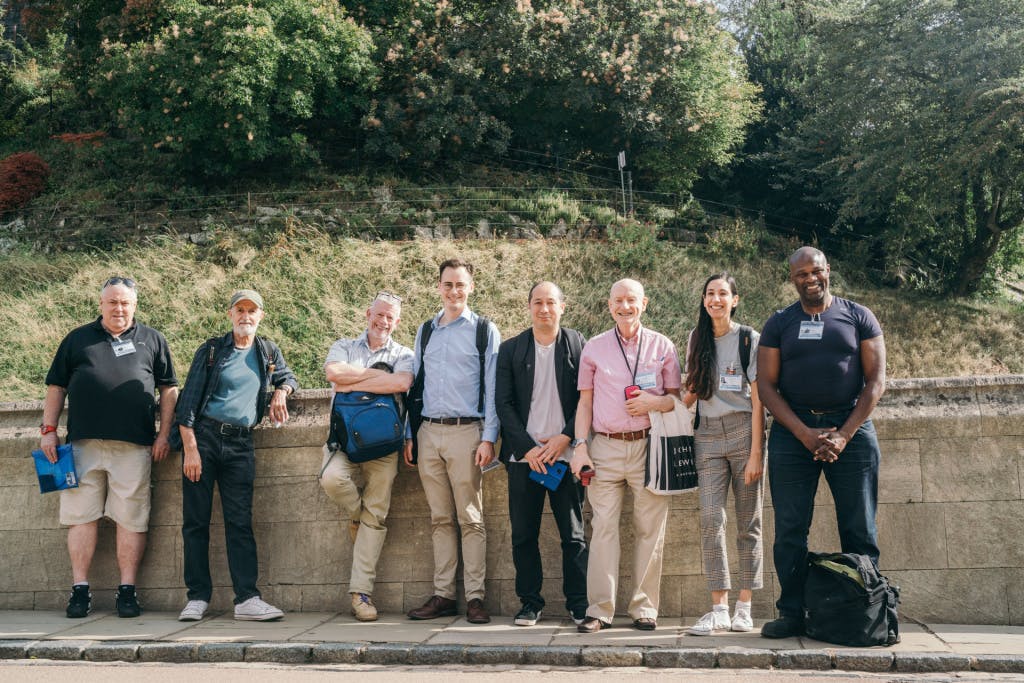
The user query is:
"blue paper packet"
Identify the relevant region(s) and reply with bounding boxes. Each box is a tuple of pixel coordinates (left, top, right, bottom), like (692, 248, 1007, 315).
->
(31, 443, 79, 493)
(528, 460, 568, 491)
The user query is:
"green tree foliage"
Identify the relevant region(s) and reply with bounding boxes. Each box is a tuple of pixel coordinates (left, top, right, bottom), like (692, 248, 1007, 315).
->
(347, 0, 759, 191)
(351, 0, 514, 164)
(501, 0, 761, 191)
(749, 0, 1024, 295)
(87, 0, 375, 174)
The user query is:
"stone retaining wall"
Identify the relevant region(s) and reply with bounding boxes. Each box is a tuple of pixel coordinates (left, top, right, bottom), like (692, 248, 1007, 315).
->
(1, 376, 1021, 624)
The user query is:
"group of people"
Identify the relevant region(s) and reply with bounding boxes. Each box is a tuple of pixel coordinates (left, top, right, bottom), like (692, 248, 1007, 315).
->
(39, 246, 886, 640)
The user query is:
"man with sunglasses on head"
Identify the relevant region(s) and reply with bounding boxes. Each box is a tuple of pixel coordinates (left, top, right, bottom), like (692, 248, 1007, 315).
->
(175, 289, 297, 622)
(320, 290, 414, 622)
(41, 276, 179, 619)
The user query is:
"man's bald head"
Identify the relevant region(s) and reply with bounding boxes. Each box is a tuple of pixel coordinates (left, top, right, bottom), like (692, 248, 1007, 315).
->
(789, 246, 827, 268)
(610, 278, 645, 299)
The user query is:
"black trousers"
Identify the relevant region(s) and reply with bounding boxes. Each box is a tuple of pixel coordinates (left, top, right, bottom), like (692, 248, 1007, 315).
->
(182, 421, 260, 604)
(506, 462, 588, 612)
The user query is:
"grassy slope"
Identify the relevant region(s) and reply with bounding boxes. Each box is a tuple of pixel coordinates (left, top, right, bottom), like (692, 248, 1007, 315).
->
(1, 231, 1021, 403)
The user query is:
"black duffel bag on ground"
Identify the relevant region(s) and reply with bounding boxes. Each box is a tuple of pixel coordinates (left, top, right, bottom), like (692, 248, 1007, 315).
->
(803, 551, 901, 647)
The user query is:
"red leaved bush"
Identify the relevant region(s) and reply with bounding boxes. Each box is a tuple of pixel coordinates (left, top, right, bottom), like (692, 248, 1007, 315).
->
(0, 152, 51, 214)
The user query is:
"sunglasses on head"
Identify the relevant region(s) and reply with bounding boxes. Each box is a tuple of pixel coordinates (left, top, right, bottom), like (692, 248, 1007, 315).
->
(103, 277, 137, 289)
(374, 290, 402, 305)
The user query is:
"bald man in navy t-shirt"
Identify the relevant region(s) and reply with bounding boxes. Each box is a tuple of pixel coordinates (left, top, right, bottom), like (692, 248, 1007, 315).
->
(756, 247, 887, 639)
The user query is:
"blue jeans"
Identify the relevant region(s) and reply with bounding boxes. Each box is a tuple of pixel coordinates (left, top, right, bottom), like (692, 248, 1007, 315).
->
(768, 410, 880, 618)
(182, 420, 260, 605)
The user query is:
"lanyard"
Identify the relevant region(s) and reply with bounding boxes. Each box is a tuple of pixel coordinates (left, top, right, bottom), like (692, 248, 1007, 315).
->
(614, 329, 643, 383)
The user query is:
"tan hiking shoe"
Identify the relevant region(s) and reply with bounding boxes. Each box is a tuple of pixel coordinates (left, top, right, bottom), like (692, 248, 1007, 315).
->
(351, 592, 378, 622)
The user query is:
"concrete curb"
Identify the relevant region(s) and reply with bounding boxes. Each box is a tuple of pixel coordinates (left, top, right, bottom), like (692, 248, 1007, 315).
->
(2, 639, 1023, 672)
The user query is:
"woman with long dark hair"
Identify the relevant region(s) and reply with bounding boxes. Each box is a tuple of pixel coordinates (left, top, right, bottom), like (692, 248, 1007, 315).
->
(683, 272, 766, 635)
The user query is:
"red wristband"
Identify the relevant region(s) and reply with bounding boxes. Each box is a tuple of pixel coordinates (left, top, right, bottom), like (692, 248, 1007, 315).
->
(40, 424, 58, 436)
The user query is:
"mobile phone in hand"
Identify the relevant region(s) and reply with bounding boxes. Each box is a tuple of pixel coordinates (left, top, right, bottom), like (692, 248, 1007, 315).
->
(624, 384, 640, 400)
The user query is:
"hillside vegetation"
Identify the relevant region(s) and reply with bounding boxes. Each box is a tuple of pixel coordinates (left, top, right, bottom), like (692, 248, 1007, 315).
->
(1, 230, 1021, 403)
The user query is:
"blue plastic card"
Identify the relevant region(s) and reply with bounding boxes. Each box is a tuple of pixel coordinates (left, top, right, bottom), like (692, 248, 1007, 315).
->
(31, 444, 79, 493)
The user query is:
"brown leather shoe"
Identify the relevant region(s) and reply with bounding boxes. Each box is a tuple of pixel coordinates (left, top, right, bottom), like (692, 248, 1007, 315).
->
(466, 598, 491, 624)
(407, 595, 457, 620)
(577, 616, 611, 633)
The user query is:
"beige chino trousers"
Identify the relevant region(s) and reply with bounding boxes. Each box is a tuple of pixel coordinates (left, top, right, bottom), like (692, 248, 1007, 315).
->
(585, 434, 669, 622)
(416, 421, 487, 601)
(320, 446, 399, 596)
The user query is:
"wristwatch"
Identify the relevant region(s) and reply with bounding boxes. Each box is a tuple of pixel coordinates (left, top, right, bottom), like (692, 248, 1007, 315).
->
(40, 424, 58, 436)
(570, 438, 587, 449)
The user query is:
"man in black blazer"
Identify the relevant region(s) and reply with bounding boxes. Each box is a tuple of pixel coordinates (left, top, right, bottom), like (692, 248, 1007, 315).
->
(496, 281, 588, 626)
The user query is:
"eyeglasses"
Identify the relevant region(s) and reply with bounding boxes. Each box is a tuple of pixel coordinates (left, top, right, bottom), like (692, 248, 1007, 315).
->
(103, 277, 136, 289)
(374, 290, 402, 305)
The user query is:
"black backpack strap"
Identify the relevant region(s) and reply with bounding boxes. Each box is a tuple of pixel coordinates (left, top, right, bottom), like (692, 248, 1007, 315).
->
(738, 325, 753, 382)
(475, 316, 491, 413)
(413, 320, 434, 389)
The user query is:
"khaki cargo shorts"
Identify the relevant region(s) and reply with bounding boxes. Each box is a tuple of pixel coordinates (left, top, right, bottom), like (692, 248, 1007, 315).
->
(60, 439, 152, 532)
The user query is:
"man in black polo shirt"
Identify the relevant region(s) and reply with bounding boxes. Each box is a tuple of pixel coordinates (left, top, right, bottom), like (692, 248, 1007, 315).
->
(40, 276, 179, 619)
(175, 289, 297, 622)
(757, 247, 887, 639)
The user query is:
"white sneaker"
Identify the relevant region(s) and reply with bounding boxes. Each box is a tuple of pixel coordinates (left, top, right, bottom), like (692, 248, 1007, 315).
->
(731, 609, 754, 632)
(234, 596, 284, 621)
(686, 610, 731, 635)
(178, 599, 209, 621)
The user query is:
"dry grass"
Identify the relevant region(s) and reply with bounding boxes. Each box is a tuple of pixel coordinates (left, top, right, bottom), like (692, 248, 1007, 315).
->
(1, 232, 1021, 402)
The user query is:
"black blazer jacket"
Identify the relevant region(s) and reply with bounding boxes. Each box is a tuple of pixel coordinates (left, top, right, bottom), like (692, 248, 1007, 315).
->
(495, 327, 586, 464)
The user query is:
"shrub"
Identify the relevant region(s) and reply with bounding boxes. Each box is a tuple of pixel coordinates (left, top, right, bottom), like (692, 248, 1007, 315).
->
(0, 152, 51, 214)
(89, 0, 375, 176)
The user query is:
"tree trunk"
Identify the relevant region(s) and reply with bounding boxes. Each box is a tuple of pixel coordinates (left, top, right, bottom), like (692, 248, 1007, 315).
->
(949, 184, 1007, 297)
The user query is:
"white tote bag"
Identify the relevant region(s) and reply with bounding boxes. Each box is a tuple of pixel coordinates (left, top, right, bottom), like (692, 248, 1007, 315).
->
(645, 397, 698, 495)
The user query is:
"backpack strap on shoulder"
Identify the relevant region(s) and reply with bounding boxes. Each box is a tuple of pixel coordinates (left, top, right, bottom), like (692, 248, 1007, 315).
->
(475, 316, 490, 413)
(738, 325, 753, 382)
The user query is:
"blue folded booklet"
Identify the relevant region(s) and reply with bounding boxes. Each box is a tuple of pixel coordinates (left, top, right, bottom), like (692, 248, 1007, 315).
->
(528, 460, 568, 491)
(31, 443, 79, 493)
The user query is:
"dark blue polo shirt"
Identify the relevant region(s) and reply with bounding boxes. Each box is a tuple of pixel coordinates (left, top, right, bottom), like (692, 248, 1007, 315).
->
(45, 317, 178, 445)
(759, 297, 882, 412)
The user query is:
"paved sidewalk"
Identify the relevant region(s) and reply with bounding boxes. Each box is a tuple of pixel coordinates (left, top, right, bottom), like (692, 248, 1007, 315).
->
(1, 610, 1023, 673)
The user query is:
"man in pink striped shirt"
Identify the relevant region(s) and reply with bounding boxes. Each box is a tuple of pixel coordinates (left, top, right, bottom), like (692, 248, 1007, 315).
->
(570, 279, 682, 633)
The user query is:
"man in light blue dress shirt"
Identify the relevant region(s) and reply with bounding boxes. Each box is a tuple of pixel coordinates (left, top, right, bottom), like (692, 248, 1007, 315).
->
(404, 258, 500, 624)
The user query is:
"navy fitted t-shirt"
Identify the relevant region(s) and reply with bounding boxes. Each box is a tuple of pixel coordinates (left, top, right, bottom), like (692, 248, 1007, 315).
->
(759, 297, 882, 411)
(45, 318, 178, 445)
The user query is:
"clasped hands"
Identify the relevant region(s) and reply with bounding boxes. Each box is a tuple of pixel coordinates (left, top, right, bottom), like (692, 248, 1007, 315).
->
(811, 427, 848, 463)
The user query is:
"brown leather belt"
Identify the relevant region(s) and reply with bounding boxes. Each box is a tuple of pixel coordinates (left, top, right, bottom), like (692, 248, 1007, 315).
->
(596, 429, 650, 442)
(424, 417, 482, 426)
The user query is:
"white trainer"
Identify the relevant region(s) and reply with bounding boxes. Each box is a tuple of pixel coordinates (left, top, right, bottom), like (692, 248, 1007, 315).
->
(731, 609, 754, 632)
(686, 610, 731, 636)
(234, 596, 284, 621)
(178, 599, 209, 622)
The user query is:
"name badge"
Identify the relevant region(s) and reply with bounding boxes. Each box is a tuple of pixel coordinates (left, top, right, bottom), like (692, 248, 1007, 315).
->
(111, 340, 137, 357)
(719, 373, 743, 392)
(798, 320, 824, 340)
(635, 371, 657, 390)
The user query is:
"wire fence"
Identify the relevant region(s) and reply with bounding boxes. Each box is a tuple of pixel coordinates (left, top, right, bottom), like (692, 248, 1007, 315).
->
(1, 143, 831, 252)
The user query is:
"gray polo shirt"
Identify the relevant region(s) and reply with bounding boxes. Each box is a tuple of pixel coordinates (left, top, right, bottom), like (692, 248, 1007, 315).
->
(324, 331, 414, 376)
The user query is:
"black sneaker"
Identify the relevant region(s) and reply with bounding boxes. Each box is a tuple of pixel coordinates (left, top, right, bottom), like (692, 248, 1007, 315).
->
(116, 584, 141, 618)
(514, 605, 541, 626)
(569, 606, 587, 625)
(66, 585, 91, 619)
(760, 615, 804, 638)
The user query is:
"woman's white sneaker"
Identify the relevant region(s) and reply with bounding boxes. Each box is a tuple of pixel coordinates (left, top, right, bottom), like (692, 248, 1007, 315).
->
(686, 610, 731, 635)
(731, 609, 754, 632)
